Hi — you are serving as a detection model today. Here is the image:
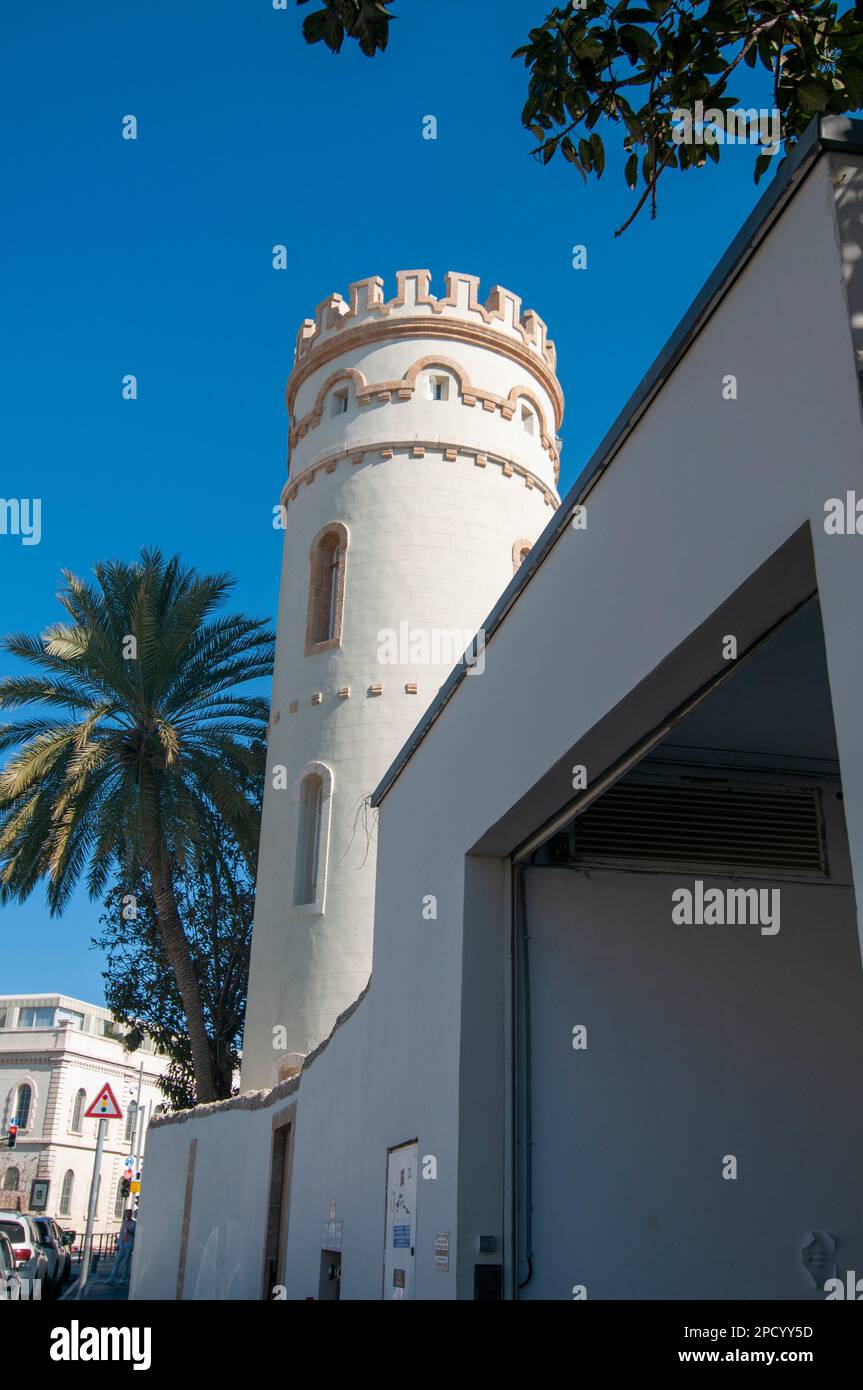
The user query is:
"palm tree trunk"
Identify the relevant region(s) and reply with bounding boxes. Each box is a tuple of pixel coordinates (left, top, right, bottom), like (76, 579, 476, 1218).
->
(147, 857, 216, 1104)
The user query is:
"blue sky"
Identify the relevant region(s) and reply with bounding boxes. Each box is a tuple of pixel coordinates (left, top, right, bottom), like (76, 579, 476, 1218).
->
(1, 0, 790, 1001)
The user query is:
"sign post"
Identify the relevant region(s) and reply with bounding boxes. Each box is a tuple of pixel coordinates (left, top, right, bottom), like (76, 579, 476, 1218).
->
(76, 1083, 123, 1299)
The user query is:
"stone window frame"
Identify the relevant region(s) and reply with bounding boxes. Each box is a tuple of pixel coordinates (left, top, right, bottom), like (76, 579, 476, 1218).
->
(513, 537, 534, 573)
(305, 522, 349, 657)
(290, 760, 334, 918)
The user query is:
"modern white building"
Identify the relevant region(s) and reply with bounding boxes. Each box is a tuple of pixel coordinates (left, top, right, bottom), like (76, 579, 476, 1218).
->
(133, 114, 863, 1301)
(0, 994, 168, 1235)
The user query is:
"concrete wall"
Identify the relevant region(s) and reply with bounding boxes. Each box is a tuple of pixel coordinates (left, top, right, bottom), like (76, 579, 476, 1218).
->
(130, 1094, 297, 1300)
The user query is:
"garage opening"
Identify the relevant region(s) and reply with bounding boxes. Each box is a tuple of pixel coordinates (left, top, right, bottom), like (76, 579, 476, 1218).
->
(514, 599, 863, 1299)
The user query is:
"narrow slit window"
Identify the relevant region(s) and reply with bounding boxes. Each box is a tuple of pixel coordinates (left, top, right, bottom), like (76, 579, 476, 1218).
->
(306, 524, 348, 654)
(294, 773, 324, 906)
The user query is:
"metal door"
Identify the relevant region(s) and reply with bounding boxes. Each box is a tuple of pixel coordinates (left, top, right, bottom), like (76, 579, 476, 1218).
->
(382, 1141, 418, 1300)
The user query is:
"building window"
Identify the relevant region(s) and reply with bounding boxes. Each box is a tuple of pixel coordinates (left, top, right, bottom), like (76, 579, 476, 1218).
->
(305, 523, 349, 655)
(124, 1104, 136, 1144)
(424, 374, 449, 401)
(56, 1007, 84, 1029)
(70, 1088, 85, 1135)
(521, 403, 535, 435)
(512, 538, 534, 573)
(114, 1179, 127, 1220)
(59, 1170, 74, 1217)
(18, 1007, 54, 1029)
(3, 1167, 19, 1191)
(294, 774, 324, 906)
(14, 1084, 32, 1131)
(291, 761, 333, 913)
(330, 388, 349, 416)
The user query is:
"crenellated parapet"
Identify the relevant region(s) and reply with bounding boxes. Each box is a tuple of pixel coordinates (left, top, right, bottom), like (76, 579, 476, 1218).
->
(287, 270, 563, 437)
(294, 270, 556, 370)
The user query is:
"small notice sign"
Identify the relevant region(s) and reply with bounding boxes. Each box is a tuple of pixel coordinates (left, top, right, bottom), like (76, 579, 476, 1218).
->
(84, 1083, 123, 1120)
(433, 1230, 449, 1271)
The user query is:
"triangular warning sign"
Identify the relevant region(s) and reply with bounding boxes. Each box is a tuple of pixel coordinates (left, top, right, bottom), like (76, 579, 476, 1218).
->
(84, 1083, 123, 1120)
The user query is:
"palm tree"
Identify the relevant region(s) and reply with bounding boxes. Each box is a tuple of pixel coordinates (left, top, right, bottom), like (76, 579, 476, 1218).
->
(0, 549, 274, 1103)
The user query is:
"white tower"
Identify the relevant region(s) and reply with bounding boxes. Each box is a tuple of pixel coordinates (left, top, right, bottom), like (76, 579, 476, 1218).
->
(241, 269, 563, 1090)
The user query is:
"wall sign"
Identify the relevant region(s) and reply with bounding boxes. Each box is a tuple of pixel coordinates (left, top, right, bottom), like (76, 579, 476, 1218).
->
(434, 1230, 449, 1271)
(29, 1179, 50, 1211)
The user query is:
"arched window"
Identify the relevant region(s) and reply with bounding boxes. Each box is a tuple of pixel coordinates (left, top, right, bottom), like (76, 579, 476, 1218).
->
(3, 1166, 19, 1191)
(512, 538, 534, 573)
(59, 1169, 74, 1217)
(305, 523, 348, 655)
(292, 761, 333, 913)
(15, 1083, 32, 1131)
(520, 403, 535, 435)
(294, 774, 323, 906)
(70, 1088, 85, 1134)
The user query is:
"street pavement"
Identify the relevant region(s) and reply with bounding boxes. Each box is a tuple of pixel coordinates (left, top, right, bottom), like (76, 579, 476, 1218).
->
(61, 1264, 131, 1301)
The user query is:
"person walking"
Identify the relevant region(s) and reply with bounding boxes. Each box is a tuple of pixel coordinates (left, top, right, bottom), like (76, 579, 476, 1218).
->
(108, 1210, 136, 1285)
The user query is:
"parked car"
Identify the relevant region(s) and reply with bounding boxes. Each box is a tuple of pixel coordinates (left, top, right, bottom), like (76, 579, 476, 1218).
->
(0, 1212, 49, 1290)
(33, 1216, 71, 1294)
(0, 1231, 21, 1299)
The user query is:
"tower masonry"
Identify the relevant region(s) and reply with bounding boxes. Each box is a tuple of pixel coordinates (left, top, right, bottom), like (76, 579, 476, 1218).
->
(241, 269, 564, 1090)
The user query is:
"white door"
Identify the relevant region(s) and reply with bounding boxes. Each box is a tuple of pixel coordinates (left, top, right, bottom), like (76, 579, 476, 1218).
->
(383, 1141, 418, 1300)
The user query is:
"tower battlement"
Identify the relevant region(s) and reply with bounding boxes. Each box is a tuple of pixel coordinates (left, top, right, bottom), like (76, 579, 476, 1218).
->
(293, 270, 557, 372)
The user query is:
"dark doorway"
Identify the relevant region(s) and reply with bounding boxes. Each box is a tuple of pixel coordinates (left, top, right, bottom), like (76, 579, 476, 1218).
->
(262, 1112, 294, 1298)
(318, 1250, 341, 1301)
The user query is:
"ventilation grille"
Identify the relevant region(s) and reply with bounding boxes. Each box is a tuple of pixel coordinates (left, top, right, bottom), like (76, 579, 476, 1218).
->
(551, 779, 827, 878)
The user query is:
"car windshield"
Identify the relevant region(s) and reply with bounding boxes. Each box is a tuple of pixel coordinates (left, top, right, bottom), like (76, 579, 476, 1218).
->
(0, 1220, 25, 1243)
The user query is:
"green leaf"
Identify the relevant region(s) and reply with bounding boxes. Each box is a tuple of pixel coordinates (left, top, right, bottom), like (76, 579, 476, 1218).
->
(624, 152, 638, 188)
(797, 80, 830, 111)
(590, 131, 605, 176)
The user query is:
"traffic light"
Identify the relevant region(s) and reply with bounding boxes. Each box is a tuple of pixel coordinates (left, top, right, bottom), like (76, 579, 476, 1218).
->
(7, 1122, 18, 1150)
(121, 1175, 131, 1199)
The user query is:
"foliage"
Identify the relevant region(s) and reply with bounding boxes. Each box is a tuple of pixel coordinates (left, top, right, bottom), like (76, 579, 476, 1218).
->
(297, 0, 395, 56)
(298, 0, 863, 233)
(95, 830, 255, 1110)
(0, 548, 273, 1101)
